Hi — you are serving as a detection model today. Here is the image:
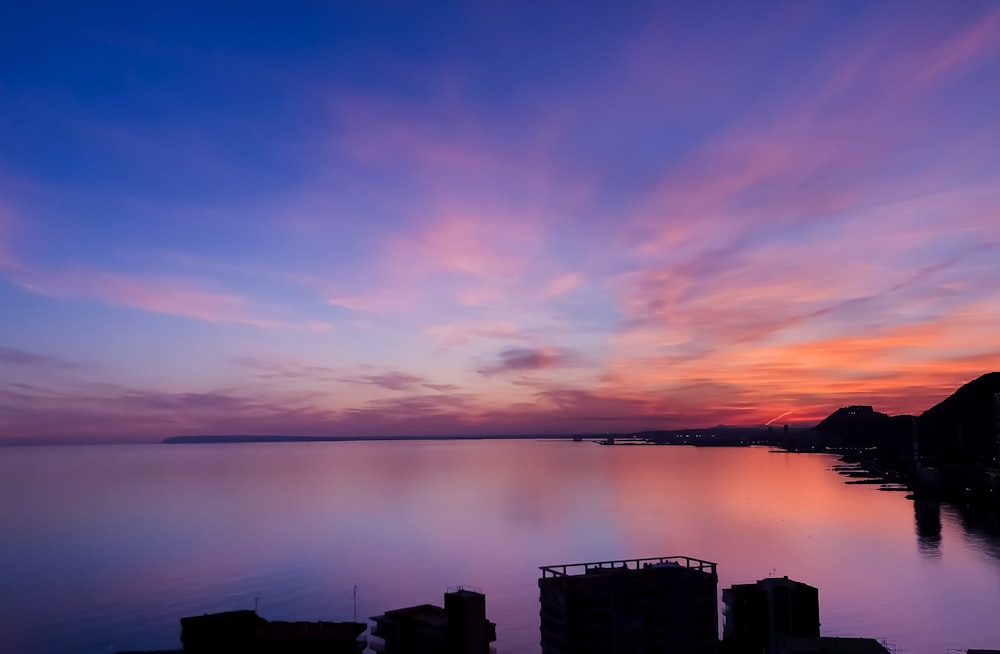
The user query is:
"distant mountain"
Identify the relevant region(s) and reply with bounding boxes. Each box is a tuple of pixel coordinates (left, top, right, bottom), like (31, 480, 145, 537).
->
(918, 372, 1000, 464)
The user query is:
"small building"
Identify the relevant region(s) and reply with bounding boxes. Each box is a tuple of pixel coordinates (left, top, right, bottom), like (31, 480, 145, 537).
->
(179, 610, 366, 653)
(722, 576, 819, 654)
(538, 555, 719, 654)
(369, 587, 496, 654)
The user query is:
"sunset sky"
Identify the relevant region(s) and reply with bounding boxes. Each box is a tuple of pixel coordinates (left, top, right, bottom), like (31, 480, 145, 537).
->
(2, 1, 999, 442)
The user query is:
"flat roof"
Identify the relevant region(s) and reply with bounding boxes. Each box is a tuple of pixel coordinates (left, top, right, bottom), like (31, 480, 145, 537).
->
(726, 576, 818, 592)
(447, 588, 484, 599)
(779, 636, 890, 654)
(374, 604, 449, 628)
(539, 555, 717, 578)
(263, 621, 367, 640)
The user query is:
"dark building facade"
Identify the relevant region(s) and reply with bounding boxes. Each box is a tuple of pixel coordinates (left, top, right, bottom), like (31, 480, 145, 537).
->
(538, 556, 719, 654)
(179, 610, 366, 654)
(722, 576, 819, 654)
(369, 587, 496, 654)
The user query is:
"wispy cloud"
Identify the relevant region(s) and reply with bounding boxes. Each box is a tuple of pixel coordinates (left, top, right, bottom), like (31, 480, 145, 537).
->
(0, 204, 16, 269)
(0, 347, 83, 370)
(478, 347, 584, 377)
(347, 371, 430, 393)
(233, 357, 459, 395)
(1, 244, 330, 331)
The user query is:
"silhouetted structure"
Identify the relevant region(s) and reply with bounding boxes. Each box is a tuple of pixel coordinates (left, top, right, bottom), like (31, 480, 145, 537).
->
(369, 587, 496, 654)
(777, 636, 889, 654)
(722, 577, 819, 654)
(179, 610, 365, 653)
(538, 556, 719, 654)
(994, 392, 1000, 465)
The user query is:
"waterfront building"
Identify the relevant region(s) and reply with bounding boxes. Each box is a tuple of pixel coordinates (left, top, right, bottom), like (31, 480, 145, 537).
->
(722, 576, 819, 654)
(538, 555, 719, 654)
(369, 587, 496, 654)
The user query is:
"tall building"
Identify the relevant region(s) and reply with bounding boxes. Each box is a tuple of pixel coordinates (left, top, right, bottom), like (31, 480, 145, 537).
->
(538, 555, 719, 654)
(722, 576, 819, 654)
(369, 587, 496, 654)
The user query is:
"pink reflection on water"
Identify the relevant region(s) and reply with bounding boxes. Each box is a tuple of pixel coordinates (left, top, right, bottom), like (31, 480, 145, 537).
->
(2, 441, 1000, 653)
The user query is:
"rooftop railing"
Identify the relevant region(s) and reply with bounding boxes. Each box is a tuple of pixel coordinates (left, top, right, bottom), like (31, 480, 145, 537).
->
(539, 556, 717, 578)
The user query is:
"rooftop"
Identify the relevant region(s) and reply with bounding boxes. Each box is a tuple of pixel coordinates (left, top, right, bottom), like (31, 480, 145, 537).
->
(446, 585, 485, 598)
(374, 603, 449, 627)
(728, 575, 818, 591)
(539, 555, 717, 578)
(261, 620, 367, 640)
(779, 636, 890, 654)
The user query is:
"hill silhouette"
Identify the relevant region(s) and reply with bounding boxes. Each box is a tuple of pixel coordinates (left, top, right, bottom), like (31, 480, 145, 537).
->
(919, 372, 1000, 464)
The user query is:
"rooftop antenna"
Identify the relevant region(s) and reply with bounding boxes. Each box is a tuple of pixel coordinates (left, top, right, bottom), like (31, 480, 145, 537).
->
(254, 597, 260, 612)
(353, 584, 358, 623)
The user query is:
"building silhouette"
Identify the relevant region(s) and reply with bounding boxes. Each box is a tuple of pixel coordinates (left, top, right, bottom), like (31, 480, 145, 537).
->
(179, 610, 366, 653)
(538, 556, 719, 654)
(369, 587, 496, 654)
(722, 576, 819, 654)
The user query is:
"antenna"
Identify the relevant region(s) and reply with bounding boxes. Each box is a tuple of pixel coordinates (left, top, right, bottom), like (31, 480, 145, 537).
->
(353, 584, 358, 622)
(254, 597, 260, 612)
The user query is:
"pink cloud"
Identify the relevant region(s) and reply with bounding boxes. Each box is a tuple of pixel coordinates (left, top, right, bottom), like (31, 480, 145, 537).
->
(917, 7, 1000, 87)
(0, 205, 329, 329)
(540, 272, 582, 298)
(6, 264, 330, 330)
(622, 9, 1000, 259)
(385, 210, 538, 279)
(424, 322, 528, 351)
(324, 204, 561, 319)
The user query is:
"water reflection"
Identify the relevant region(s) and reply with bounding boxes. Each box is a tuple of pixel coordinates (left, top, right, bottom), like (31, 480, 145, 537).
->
(1, 442, 1000, 654)
(914, 499, 942, 560)
(957, 501, 1000, 564)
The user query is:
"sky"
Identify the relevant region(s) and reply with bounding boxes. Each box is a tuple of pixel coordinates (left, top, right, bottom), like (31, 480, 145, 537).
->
(1, 1, 999, 442)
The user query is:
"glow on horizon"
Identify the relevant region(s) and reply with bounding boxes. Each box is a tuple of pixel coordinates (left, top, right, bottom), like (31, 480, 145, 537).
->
(1, 2, 999, 441)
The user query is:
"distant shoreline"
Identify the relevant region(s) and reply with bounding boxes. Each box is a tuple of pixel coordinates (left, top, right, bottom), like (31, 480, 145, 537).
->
(162, 426, 795, 445)
(162, 433, 592, 444)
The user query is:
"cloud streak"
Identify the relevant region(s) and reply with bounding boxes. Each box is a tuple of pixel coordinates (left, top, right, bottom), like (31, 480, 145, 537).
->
(478, 347, 585, 377)
(0, 347, 83, 370)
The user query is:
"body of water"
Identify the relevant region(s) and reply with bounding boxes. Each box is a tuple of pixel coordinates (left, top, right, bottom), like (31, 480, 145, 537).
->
(2, 440, 999, 653)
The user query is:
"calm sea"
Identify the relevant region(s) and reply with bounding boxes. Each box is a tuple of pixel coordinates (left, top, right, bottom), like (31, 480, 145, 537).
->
(1, 440, 999, 653)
